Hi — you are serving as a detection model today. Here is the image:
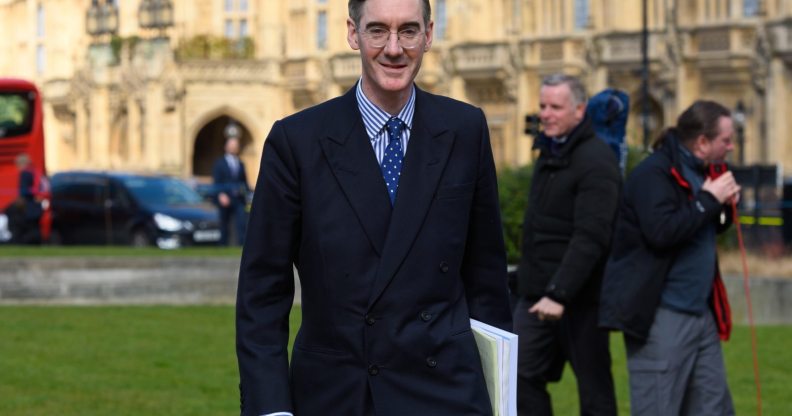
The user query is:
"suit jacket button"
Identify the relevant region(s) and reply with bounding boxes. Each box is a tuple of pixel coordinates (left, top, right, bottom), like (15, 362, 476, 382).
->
(365, 314, 376, 325)
(368, 365, 380, 375)
(426, 357, 437, 368)
(439, 261, 449, 273)
(420, 311, 432, 322)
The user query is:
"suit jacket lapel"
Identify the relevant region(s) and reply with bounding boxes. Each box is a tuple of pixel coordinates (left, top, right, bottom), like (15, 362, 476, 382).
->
(320, 88, 392, 256)
(368, 89, 455, 307)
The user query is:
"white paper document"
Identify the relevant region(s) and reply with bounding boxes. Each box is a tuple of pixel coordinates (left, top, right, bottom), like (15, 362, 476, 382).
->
(470, 318, 518, 416)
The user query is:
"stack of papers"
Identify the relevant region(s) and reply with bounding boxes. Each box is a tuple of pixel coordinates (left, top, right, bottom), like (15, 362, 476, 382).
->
(470, 319, 518, 416)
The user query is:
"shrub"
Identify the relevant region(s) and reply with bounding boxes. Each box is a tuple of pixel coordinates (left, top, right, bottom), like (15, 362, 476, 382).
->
(497, 164, 533, 264)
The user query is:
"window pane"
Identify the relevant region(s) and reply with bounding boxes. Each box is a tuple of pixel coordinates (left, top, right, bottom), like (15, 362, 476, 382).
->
(37, 4, 45, 38)
(240, 0, 249, 11)
(239, 19, 248, 37)
(574, 0, 589, 29)
(317, 11, 327, 50)
(0, 93, 34, 139)
(225, 19, 235, 38)
(36, 45, 46, 75)
(225, 0, 234, 12)
(436, 0, 447, 40)
(744, 0, 760, 16)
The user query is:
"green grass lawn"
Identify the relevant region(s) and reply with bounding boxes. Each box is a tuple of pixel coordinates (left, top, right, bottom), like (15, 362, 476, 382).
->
(0, 306, 788, 415)
(0, 246, 242, 257)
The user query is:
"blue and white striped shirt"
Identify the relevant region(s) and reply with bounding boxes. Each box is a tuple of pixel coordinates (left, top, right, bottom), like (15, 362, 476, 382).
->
(355, 79, 415, 164)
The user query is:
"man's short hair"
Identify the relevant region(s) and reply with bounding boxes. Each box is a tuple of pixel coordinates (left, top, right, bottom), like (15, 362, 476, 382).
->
(541, 74, 588, 106)
(348, 0, 431, 27)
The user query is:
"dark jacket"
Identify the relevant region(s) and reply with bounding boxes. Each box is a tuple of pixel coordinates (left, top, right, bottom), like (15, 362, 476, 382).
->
(598, 133, 733, 341)
(517, 116, 621, 305)
(236, 86, 512, 416)
(212, 155, 250, 206)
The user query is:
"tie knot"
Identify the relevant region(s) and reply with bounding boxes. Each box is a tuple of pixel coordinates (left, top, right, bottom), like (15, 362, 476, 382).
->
(386, 117, 404, 136)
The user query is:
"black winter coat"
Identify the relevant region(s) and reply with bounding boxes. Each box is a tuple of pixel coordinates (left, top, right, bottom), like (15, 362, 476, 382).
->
(517, 117, 621, 305)
(598, 134, 732, 341)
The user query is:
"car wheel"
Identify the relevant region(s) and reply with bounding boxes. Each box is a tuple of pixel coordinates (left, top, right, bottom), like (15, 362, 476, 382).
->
(131, 230, 151, 247)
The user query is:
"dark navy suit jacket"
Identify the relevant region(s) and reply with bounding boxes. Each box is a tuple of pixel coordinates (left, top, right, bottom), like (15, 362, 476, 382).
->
(236, 85, 512, 416)
(212, 154, 250, 206)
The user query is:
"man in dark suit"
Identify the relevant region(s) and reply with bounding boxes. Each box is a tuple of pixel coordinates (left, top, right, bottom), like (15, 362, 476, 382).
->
(213, 136, 250, 246)
(235, 0, 512, 415)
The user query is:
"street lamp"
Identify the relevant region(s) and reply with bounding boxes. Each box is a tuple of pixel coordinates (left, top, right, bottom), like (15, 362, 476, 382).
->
(138, 0, 174, 31)
(86, 0, 118, 37)
(734, 100, 746, 165)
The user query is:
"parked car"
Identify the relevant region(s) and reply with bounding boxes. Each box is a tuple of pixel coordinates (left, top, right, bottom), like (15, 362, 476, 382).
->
(49, 171, 221, 248)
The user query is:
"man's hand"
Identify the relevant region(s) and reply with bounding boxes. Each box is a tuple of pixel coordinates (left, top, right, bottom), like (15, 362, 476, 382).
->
(702, 172, 741, 204)
(218, 192, 231, 208)
(529, 296, 565, 321)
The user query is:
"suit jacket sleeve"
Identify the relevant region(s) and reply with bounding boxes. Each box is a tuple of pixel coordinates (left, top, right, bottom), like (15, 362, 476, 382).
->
(461, 109, 513, 332)
(236, 121, 299, 415)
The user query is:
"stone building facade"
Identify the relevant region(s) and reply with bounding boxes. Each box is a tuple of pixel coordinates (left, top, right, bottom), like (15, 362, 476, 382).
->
(2, 0, 792, 181)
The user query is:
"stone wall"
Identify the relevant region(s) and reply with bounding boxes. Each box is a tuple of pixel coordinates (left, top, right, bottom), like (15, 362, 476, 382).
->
(0, 257, 789, 325)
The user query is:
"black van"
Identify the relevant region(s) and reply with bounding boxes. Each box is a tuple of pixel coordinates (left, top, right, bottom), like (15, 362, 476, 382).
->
(49, 171, 221, 248)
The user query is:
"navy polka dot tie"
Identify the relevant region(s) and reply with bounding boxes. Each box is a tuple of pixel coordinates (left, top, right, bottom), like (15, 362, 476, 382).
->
(381, 116, 405, 205)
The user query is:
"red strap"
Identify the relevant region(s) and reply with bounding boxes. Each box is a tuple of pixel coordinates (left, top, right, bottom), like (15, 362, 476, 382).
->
(711, 270, 731, 341)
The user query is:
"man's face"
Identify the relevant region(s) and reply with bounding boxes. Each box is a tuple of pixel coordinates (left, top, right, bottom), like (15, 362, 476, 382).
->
(539, 84, 585, 138)
(225, 138, 240, 156)
(347, 0, 432, 103)
(699, 116, 735, 163)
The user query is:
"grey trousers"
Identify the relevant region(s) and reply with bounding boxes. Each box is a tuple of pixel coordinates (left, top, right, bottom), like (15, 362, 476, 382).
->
(624, 307, 735, 416)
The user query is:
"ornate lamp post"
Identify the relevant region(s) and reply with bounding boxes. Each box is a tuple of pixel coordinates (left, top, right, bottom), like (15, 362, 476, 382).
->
(734, 100, 746, 165)
(85, 0, 118, 37)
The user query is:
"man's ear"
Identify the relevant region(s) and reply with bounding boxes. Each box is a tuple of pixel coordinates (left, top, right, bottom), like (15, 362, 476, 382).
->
(692, 134, 711, 159)
(574, 102, 586, 121)
(423, 20, 434, 51)
(347, 17, 360, 50)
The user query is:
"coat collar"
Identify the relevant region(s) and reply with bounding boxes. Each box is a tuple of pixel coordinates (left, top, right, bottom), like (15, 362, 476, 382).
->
(533, 115, 595, 161)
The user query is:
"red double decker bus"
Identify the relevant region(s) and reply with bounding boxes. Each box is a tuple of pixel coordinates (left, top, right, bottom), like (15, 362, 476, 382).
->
(0, 78, 50, 243)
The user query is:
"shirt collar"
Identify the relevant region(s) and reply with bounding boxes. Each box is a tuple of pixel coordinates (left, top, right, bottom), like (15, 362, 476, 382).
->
(355, 78, 415, 141)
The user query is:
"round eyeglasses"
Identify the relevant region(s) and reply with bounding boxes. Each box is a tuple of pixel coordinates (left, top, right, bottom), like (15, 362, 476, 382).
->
(360, 27, 424, 49)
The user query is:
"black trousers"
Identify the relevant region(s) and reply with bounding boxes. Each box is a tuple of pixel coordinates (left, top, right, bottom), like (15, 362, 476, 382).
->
(514, 296, 617, 416)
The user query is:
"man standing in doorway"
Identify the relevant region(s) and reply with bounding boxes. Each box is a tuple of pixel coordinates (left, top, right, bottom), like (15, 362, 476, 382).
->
(600, 100, 739, 415)
(515, 74, 620, 415)
(213, 136, 250, 246)
(235, 0, 512, 415)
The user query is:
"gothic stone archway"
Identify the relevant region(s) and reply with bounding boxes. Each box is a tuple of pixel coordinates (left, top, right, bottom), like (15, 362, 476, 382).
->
(192, 115, 253, 178)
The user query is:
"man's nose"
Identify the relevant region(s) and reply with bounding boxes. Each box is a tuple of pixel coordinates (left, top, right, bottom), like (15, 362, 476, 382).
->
(383, 32, 403, 55)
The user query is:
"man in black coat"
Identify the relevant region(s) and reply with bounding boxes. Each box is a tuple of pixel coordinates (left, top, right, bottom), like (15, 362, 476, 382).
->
(515, 74, 620, 416)
(600, 101, 739, 415)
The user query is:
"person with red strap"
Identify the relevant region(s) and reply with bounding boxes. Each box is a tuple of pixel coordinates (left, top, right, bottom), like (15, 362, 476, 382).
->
(599, 100, 740, 415)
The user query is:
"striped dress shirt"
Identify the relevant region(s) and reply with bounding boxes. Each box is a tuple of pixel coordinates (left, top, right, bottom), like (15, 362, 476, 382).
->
(355, 79, 415, 164)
